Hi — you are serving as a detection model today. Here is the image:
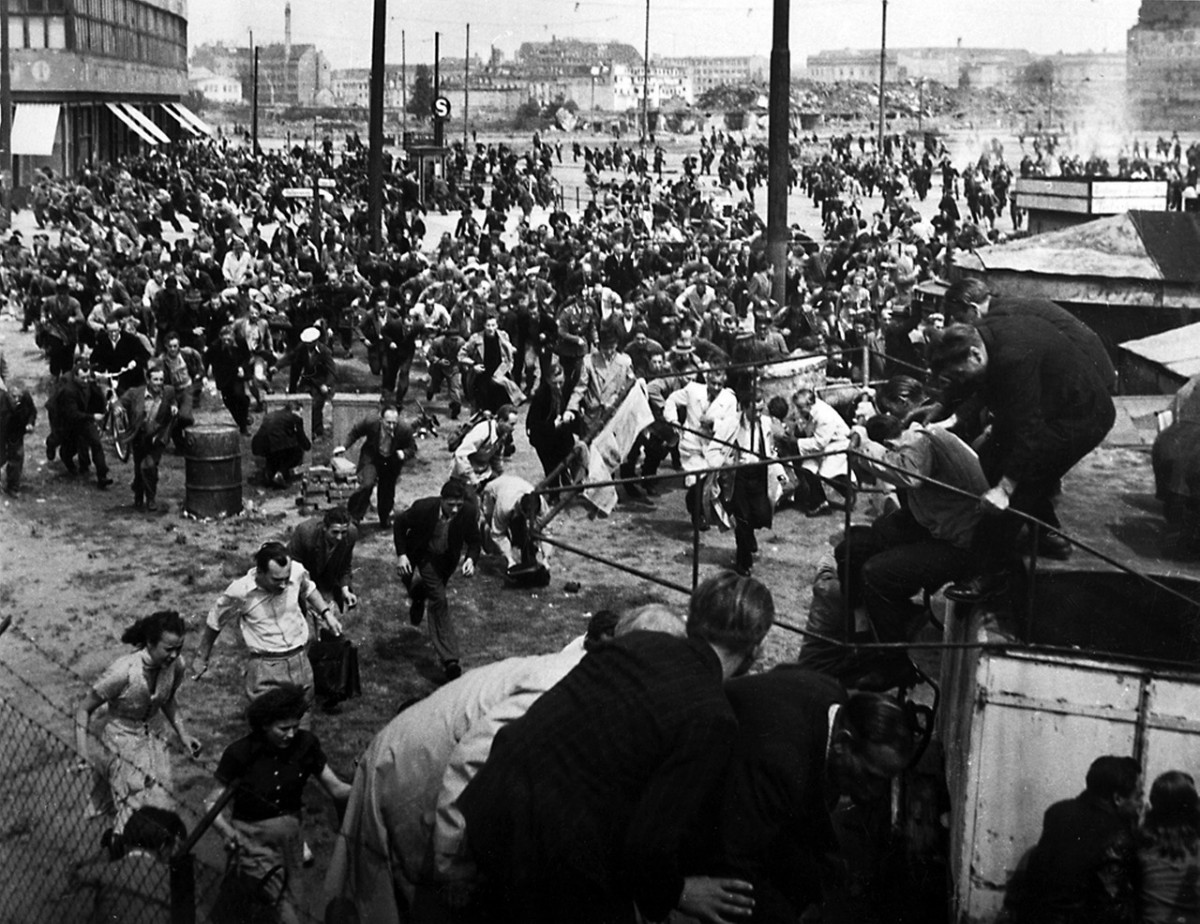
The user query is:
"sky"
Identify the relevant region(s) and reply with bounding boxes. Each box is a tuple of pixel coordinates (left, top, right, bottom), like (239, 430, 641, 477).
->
(187, 0, 1147, 70)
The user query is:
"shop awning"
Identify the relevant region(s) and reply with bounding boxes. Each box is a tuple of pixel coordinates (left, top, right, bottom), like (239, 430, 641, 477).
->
(165, 101, 214, 137)
(11, 103, 61, 156)
(119, 103, 170, 144)
(159, 102, 201, 136)
(106, 102, 158, 145)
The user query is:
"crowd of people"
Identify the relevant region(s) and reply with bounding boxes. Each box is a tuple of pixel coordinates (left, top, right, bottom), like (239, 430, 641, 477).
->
(1, 119, 1168, 923)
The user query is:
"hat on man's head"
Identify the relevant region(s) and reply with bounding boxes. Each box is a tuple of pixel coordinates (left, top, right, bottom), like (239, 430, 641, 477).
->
(300, 327, 320, 344)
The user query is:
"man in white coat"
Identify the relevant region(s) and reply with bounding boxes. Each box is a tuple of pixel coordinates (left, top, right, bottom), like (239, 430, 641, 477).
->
(786, 385, 851, 515)
(667, 368, 737, 530)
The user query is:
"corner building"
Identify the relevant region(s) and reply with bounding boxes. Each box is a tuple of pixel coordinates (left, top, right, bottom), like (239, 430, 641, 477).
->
(7, 0, 208, 186)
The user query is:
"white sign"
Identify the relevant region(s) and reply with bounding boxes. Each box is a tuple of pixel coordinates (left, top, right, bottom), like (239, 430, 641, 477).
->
(283, 188, 314, 198)
(432, 96, 451, 119)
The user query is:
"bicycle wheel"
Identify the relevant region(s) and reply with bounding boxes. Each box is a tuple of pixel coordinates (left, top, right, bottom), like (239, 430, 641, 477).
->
(108, 408, 131, 462)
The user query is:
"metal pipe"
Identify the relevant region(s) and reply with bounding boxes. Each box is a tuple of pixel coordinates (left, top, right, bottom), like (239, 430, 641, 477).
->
(532, 449, 846, 496)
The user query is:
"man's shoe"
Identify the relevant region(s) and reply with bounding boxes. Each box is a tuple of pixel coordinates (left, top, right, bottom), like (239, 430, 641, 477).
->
(443, 660, 462, 681)
(96, 476, 114, 490)
(271, 471, 287, 488)
(1035, 530, 1073, 560)
(144, 501, 159, 513)
(945, 572, 1009, 603)
(409, 598, 425, 627)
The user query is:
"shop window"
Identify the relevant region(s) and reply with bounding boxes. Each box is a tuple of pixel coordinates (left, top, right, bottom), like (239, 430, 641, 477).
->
(7, 17, 21, 48)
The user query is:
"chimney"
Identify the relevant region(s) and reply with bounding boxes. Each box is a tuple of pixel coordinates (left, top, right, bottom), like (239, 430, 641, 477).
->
(285, 2, 292, 62)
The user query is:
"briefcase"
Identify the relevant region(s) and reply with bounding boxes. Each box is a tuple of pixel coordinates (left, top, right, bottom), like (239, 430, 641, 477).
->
(308, 631, 362, 702)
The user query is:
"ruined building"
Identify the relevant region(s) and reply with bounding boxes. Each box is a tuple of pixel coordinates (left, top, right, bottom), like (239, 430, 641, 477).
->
(1128, 0, 1200, 128)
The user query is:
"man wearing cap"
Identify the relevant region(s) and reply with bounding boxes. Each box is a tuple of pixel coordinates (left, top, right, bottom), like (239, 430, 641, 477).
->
(393, 480, 481, 681)
(290, 327, 336, 438)
(194, 540, 341, 708)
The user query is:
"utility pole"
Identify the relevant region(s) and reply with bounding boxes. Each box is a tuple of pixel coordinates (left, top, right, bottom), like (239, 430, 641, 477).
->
(402, 30, 408, 133)
(368, 0, 386, 252)
(766, 0, 790, 309)
(252, 45, 261, 155)
(464, 23, 470, 145)
(641, 0, 650, 148)
(433, 31, 442, 148)
(0, 0, 11, 229)
(877, 0, 888, 153)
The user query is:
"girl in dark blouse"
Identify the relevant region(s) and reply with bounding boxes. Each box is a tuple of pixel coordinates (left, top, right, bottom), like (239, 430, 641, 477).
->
(205, 684, 350, 924)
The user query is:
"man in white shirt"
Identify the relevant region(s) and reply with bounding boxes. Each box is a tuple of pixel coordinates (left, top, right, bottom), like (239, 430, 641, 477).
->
(221, 237, 254, 292)
(194, 541, 341, 708)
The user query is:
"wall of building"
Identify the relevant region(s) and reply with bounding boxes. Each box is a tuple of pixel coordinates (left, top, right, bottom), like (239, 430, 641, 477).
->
(1128, 3, 1200, 128)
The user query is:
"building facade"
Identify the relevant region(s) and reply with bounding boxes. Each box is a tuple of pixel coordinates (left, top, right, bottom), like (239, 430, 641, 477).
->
(1128, 0, 1200, 128)
(189, 66, 242, 105)
(656, 55, 768, 95)
(8, 0, 200, 184)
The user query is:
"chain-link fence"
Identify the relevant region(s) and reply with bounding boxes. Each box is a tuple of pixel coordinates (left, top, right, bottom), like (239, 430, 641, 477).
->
(0, 693, 170, 924)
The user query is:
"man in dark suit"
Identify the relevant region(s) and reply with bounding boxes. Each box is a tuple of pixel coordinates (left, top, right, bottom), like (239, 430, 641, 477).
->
(50, 359, 113, 488)
(118, 363, 178, 512)
(943, 279, 1116, 394)
(932, 319, 1115, 597)
(393, 479, 481, 680)
(459, 571, 776, 924)
(205, 324, 252, 434)
(287, 505, 360, 612)
(250, 400, 311, 487)
(336, 403, 417, 528)
(716, 668, 916, 923)
(90, 318, 150, 395)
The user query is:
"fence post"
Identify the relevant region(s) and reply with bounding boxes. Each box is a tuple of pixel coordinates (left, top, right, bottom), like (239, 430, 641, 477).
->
(169, 853, 196, 924)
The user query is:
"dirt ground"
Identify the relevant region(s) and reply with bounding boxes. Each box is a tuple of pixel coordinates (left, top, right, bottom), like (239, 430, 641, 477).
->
(0, 288, 830, 917)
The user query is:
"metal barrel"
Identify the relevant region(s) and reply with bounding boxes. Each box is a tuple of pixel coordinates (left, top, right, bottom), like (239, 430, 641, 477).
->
(184, 425, 243, 518)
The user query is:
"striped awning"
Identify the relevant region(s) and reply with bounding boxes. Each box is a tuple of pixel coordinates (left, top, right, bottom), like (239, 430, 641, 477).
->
(106, 102, 158, 145)
(165, 101, 214, 137)
(159, 102, 201, 136)
(119, 103, 170, 144)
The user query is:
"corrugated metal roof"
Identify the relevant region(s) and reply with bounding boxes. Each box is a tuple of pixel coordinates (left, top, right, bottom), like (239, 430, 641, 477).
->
(1129, 211, 1200, 284)
(1120, 319, 1200, 374)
